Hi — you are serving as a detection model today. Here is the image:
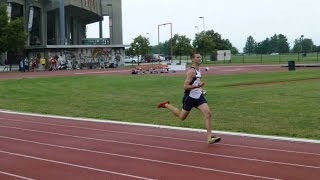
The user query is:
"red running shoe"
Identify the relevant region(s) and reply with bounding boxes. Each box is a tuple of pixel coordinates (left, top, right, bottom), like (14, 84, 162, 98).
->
(157, 101, 170, 108)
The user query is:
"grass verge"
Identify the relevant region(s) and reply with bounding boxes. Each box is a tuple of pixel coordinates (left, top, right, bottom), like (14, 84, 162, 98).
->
(0, 69, 319, 139)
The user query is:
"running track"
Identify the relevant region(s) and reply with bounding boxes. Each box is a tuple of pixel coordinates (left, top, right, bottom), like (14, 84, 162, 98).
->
(0, 111, 319, 180)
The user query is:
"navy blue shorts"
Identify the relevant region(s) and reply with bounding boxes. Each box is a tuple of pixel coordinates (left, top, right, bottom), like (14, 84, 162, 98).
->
(182, 94, 207, 111)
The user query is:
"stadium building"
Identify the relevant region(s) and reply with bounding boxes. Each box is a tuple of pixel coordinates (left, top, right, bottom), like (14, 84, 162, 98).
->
(1, 0, 126, 68)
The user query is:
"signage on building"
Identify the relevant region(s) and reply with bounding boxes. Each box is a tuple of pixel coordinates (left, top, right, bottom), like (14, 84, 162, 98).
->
(28, 7, 34, 32)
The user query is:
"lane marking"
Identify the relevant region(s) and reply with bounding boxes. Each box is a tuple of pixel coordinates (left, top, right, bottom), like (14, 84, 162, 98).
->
(0, 171, 35, 180)
(0, 125, 319, 170)
(0, 136, 280, 180)
(1, 110, 319, 144)
(0, 149, 154, 180)
(1, 117, 319, 156)
(74, 70, 131, 75)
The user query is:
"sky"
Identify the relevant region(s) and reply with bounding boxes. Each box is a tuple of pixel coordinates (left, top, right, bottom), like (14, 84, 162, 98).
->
(87, 0, 320, 52)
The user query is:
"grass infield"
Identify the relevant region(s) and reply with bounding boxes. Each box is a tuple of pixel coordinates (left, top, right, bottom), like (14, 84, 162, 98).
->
(0, 69, 319, 139)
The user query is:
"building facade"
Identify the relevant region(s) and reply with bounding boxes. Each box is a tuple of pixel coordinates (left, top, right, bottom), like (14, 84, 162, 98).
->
(1, 0, 126, 68)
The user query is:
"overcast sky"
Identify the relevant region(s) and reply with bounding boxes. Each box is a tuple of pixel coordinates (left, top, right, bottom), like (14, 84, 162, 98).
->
(87, 0, 319, 52)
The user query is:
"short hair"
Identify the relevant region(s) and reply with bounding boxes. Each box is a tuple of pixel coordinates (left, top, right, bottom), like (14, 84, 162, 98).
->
(190, 52, 200, 59)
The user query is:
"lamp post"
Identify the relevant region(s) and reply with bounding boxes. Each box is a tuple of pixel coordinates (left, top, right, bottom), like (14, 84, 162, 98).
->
(199, 16, 205, 31)
(158, 23, 173, 63)
(300, 35, 304, 53)
(195, 26, 199, 34)
(146, 33, 150, 40)
(107, 4, 113, 44)
(300, 35, 304, 61)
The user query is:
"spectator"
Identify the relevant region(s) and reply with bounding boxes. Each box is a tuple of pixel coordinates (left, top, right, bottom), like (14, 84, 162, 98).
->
(24, 57, 29, 72)
(40, 57, 46, 71)
(3, 59, 9, 72)
(32, 58, 37, 72)
(20, 59, 25, 72)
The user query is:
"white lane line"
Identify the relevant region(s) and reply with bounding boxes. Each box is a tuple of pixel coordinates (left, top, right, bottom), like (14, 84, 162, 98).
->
(0, 171, 35, 180)
(0, 135, 280, 180)
(0, 149, 154, 180)
(1, 117, 319, 156)
(1, 109, 319, 144)
(0, 125, 319, 170)
(74, 70, 130, 75)
(222, 68, 242, 71)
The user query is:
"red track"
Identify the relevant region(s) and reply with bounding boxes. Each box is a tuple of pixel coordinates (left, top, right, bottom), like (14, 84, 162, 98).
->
(0, 112, 319, 180)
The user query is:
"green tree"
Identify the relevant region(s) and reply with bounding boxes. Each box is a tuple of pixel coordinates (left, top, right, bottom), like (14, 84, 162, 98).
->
(291, 39, 301, 53)
(312, 45, 320, 52)
(269, 34, 278, 53)
(5, 18, 27, 53)
(0, 5, 9, 53)
(128, 35, 150, 65)
(277, 34, 290, 53)
(301, 38, 314, 53)
(193, 30, 235, 61)
(125, 47, 134, 56)
(255, 38, 271, 54)
(243, 36, 256, 55)
(254, 34, 290, 55)
(172, 34, 193, 63)
(292, 38, 314, 53)
(231, 47, 239, 54)
(0, 5, 27, 59)
(193, 30, 218, 60)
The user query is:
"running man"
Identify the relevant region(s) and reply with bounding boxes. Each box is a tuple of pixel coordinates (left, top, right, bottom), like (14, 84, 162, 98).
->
(157, 52, 221, 144)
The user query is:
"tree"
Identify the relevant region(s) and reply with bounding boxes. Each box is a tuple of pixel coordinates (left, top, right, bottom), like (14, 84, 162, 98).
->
(193, 30, 236, 61)
(269, 34, 278, 53)
(255, 38, 273, 54)
(193, 30, 219, 60)
(243, 36, 256, 55)
(301, 39, 314, 53)
(291, 39, 301, 53)
(312, 45, 320, 52)
(254, 34, 290, 55)
(128, 35, 150, 65)
(277, 34, 290, 53)
(172, 34, 193, 63)
(231, 47, 239, 54)
(292, 38, 314, 53)
(0, 5, 9, 53)
(0, 5, 27, 60)
(5, 18, 27, 53)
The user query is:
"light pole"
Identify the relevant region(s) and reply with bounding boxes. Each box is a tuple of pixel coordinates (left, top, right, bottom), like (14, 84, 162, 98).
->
(146, 33, 150, 40)
(300, 35, 304, 53)
(199, 16, 205, 31)
(299, 35, 304, 61)
(107, 4, 113, 44)
(158, 23, 173, 63)
(195, 26, 199, 34)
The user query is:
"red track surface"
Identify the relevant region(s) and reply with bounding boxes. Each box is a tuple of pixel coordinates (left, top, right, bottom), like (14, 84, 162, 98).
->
(0, 112, 319, 180)
(0, 64, 288, 80)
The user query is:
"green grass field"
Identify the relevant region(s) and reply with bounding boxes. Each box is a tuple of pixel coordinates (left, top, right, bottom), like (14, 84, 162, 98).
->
(0, 69, 319, 139)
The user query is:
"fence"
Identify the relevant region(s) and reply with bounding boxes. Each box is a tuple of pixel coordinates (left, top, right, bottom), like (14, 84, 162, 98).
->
(172, 52, 320, 65)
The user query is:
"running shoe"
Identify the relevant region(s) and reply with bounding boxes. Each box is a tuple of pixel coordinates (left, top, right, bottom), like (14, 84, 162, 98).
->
(208, 136, 221, 144)
(157, 101, 170, 108)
